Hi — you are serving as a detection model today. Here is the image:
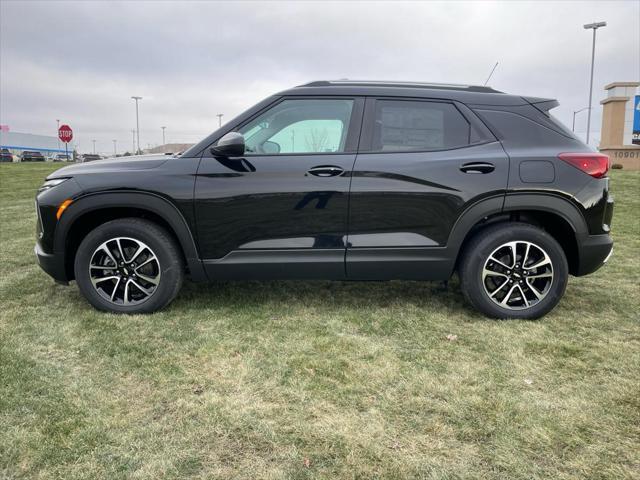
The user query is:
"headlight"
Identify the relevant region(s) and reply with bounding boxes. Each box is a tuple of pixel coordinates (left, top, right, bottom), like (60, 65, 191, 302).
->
(38, 178, 69, 193)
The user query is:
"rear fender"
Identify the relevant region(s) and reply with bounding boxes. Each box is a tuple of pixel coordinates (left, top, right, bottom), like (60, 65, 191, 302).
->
(446, 195, 505, 255)
(502, 192, 588, 236)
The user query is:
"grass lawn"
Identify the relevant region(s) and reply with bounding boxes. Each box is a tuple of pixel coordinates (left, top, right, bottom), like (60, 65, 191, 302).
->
(1, 163, 638, 479)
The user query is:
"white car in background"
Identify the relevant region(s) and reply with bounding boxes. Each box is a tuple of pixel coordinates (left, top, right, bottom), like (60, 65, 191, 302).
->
(79, 154, 102, 162)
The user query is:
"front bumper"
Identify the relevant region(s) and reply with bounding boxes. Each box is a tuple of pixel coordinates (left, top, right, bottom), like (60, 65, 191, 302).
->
(576, 234, 613, 276)
(35, 242, 68, 284)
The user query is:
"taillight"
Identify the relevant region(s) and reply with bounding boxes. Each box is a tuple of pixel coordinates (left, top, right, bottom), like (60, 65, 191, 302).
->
(558, 152, 610, 178)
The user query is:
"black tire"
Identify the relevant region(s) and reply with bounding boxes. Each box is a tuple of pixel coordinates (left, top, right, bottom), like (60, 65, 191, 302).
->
(459, 223, 568, 319)
(74, 218, 183, 314)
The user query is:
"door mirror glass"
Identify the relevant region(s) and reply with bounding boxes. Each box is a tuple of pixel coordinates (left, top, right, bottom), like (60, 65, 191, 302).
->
(211, 132, 245, 157)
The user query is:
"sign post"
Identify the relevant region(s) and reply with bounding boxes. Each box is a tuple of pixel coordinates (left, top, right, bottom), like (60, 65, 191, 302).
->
(58, 125, 73, 160)
(633, 95, 640, 146)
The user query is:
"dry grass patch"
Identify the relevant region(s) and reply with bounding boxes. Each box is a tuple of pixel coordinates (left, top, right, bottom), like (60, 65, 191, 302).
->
(1, 164, 639, 479)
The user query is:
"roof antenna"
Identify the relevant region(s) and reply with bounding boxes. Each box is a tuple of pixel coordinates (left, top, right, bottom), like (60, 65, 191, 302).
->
(483, 62, 499, 86)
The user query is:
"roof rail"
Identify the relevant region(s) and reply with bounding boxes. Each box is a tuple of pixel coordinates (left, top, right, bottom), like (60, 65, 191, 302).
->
(299, 80, 503, 93)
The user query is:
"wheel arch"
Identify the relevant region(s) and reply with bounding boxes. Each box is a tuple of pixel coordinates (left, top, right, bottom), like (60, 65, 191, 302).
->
(449, 193, 587, 275)
(55, 192, 206, 281)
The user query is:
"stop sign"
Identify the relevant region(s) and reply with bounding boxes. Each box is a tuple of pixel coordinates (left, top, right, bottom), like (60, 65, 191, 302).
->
(58, 125, 73, 143)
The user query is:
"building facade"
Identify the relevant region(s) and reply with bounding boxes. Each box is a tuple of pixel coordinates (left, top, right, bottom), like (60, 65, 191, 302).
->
(0, 131, 69, 159)
(599, 81, 640, 170)
(145, 143, 194, 155)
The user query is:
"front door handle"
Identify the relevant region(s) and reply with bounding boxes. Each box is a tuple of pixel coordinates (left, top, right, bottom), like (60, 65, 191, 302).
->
(307, 165, 345, 177)
(460, 162, 495, 174)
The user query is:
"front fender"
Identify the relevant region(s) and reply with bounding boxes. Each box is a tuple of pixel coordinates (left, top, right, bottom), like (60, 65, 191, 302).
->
(54, 191, 206, 281)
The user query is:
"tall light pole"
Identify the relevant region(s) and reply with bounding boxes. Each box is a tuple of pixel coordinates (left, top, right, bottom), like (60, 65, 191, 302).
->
(92, 139, 96, 154)
(56, 119, 60, 152)
(217, 114, 224, 128)
(583, 21, 606, 145)
(572, 107, 590, 132)
(131, 96, 142, 154)
(161, 126, 166, 146)
(131, 129, 136, 154)
(113, 139, 117, 157)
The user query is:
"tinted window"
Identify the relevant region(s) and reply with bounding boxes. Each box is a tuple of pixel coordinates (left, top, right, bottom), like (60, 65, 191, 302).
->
(238, 99, 354, 154)
(371, 100, 471, 151)
(476, 109, 572, 148)
(549, 114, 580, 139)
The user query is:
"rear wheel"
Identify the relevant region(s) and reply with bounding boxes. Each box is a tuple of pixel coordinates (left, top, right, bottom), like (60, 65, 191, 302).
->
(74, 218, 183, 314)
(459, 223, 568, 319)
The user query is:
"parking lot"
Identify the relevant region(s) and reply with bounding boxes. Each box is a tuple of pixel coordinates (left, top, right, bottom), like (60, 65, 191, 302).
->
(1, 163, 638, 479)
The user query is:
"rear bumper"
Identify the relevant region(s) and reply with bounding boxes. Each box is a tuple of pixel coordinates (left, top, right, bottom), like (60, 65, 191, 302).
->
(576, 234, 613, 276)
(35, 243, 68, 284)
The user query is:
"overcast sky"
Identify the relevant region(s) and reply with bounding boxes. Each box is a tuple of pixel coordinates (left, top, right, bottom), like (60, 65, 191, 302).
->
(1, 0, 638, 154)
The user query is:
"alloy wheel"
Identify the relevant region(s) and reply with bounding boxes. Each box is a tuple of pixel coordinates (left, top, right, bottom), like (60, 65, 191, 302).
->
(88, 237, 161, 306)
(482, 240, 554, 310)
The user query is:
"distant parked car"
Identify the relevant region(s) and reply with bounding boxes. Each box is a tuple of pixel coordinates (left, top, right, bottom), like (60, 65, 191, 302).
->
(80, 154, 102, 162)
(53, 153, 71, 162)
(20, 151, 45, 162)
(0, 148, 14, 162)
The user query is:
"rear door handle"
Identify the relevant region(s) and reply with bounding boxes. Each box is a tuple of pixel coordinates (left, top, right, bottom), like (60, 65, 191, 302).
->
(460, 162, 495, 174)
(307, 165, 344, 177)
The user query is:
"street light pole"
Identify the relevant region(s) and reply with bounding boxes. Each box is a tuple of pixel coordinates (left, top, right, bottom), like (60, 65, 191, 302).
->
(131, 129, 136, 154)
(161, 126, 166, 146)
(572, 107, 590, 132)
(113, 139, 117, 157)
(131, 96, 142, 154)
(217, 114, 224, 128)
(583, 21, 606, 145)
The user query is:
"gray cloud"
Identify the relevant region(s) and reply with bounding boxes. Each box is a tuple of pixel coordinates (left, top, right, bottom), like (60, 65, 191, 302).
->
(1, 0, 638, 154)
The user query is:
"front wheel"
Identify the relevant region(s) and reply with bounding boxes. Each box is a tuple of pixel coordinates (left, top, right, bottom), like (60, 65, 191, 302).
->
(459, 223, 568, 319)
(74, 218, 183, 314)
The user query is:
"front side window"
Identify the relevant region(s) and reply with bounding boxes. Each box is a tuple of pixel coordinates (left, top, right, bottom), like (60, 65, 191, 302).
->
(371, 100, 472, 152)
(238, 99, 354, 154)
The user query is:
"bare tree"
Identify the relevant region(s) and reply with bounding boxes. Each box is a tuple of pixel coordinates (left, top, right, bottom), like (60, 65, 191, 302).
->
(305, 128, 330, 152)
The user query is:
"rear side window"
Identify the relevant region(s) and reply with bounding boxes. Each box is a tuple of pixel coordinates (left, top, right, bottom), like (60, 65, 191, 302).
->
(370, 100, 472, 152)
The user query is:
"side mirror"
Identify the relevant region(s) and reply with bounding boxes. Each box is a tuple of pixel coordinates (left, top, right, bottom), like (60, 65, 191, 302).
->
(211, 132, 245, 157)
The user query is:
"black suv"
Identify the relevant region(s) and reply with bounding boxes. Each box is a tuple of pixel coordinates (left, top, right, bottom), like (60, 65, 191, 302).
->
(35, 81, 613, 318)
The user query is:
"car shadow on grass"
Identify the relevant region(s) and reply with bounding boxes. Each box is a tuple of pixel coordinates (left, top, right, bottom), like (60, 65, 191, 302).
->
(173, 277, 483, 318)
(170, 276, 619, 324)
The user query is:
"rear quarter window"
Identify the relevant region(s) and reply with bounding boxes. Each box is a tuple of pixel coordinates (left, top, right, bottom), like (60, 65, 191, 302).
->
(475, 109, 579, 148)
(548, 114, 580, 139)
